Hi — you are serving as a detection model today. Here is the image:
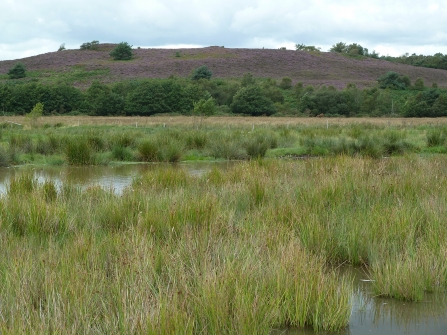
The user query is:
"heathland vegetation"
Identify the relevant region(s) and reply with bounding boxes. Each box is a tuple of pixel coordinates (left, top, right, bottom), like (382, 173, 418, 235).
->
(1, 43, 447, 120)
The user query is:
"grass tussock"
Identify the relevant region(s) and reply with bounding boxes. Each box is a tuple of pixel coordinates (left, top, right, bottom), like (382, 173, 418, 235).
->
(1, 151, 447, 333)
(1, 116, 447, 166)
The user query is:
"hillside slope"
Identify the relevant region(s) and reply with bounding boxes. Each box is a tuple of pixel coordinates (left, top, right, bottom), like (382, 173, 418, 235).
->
(1, 44, 446, 89)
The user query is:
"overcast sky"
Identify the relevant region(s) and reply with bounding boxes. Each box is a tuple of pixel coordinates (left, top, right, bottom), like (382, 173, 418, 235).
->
(1, 0, 446, 61)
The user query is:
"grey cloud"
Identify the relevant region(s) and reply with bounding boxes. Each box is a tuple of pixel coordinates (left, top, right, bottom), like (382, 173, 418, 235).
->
(1, 0, 447, 61)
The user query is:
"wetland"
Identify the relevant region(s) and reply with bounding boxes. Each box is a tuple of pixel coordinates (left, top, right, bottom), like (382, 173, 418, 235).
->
(0, 116, 446, 334)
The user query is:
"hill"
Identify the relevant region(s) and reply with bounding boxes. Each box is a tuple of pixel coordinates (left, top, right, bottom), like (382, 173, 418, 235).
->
(1, 44, 447, 89)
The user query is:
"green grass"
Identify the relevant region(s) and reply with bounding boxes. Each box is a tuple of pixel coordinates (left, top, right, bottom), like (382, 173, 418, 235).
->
(1, 120, 447, 167)
(23, 66, 111, 85)
(1, 156, 447, 333)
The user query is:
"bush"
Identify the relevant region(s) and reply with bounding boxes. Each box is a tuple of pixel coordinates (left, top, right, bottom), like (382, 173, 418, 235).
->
(230, 85, 276, 116)
(241, 73, 255, 87)
(7, 63, 26, 79)
(192, 65, 212, 80)
(110, 42, 133, 60)
(279, 77, 292, 90)
(26, 102, 44, 127)
(413, 78, 425, 91)
(193, 96, 216, 117)
(125, 80, 192, 116)
(80, 40, 99, 50)
(378, 72, 410, 90)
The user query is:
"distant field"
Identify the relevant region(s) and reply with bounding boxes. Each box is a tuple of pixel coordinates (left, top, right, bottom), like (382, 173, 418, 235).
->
(3, 115, 447, 127)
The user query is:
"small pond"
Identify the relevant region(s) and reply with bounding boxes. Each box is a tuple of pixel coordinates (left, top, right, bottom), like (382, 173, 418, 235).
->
(0, 161, 235, 195)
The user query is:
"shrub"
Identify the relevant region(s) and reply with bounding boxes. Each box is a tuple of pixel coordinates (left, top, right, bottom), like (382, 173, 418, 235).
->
(193, 96, 216, 117)
(378, 72, 410, 90)
(7, 63, 26, 79)
(279, 77, 292, 90)
(230, 85, 276, 116)
(110, 42, 133, 60)
(26, 102, 44, 127)
(241, 73, 255, 87)
(192, 65, 212, 80)
(80, 40, 99, 50)
(414, 78, 425, 91)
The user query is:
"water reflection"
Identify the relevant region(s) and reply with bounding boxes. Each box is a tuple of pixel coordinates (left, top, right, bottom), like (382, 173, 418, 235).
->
(0, 161, 235, 195)
(278, 267, 447, 335)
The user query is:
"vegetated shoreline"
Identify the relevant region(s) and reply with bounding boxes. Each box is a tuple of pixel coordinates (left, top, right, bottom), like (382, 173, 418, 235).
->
(1, 156, 446, 333)
(2, 116, 447, 168)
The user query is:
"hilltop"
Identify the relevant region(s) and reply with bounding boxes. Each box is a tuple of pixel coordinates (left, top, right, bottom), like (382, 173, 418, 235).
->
(1, 44, 446, 89)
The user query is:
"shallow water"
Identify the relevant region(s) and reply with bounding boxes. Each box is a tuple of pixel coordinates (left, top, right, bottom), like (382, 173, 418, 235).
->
(275, 267, 447, 335)
(0, 161, 235, 195)
(1, 163, 446, 334)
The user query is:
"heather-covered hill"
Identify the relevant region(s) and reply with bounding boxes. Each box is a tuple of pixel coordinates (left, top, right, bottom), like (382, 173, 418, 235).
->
(1, 44, 447, 89)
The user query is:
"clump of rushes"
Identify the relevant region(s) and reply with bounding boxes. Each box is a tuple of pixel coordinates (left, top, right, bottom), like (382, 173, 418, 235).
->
(0, 146, 10, 167)
(2, 155, 447, 333)
(111, 145, 134, 161)
(137, 140, 158, 161)
(65, 138, 94, 165)
(426, 128, 446, 147)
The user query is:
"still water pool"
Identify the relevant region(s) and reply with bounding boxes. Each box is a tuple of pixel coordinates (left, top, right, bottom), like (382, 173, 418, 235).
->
(0, 161, 235, 195)
(276, 267, 447, 335)
(1, 162, 446, 334)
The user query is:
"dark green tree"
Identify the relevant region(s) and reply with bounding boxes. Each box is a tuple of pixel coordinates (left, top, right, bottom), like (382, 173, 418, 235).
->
(279, 77, 292, 90)
(7, 63, 26, 79)
(346, 43, 367, 56)
(125, 80, 191, 116)
(80, 40, 99, 50)
(294, 82, 304, 98)
(295, 44, 320, 52)
(241, 73, 255, 87)
(330, 42, 347, 53)
(230, 85, 276, 116)
(110, 42, 133, 60)
(378, 72, 410, 90)
(192, 65, 212, 80)
(414, 78, 425, 91)
(403, 89, 441, 117)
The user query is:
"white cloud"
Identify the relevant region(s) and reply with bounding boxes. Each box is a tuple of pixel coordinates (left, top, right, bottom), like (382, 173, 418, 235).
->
(1, 0, 447, 60)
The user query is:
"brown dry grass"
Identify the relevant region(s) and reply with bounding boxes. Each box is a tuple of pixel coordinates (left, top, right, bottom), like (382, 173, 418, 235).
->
(3, 115, 447, 128)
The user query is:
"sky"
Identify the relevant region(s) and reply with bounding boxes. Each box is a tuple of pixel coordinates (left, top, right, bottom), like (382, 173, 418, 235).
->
(1, 0, 447, 61)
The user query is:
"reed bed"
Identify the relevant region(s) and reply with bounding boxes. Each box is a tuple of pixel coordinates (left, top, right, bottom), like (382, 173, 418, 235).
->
(1, 156, 447, 333)
(2, 116, 447, 167)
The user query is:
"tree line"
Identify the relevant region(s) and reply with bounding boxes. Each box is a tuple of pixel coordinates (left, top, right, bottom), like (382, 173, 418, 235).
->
(295, 42, 447, 70)
(1, 66, 446, 118)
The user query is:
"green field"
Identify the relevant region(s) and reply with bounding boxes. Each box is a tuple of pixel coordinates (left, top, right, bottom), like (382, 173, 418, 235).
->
(2, 115, 447, 167)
